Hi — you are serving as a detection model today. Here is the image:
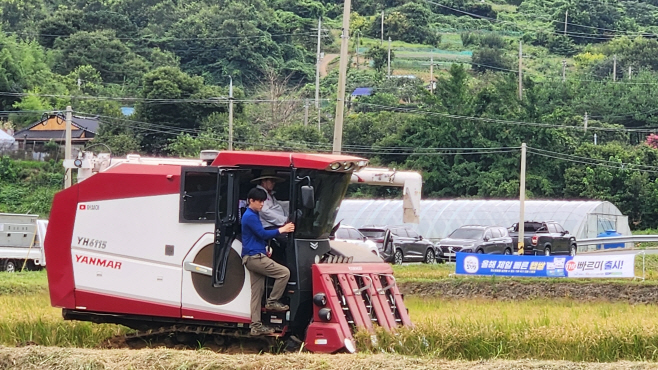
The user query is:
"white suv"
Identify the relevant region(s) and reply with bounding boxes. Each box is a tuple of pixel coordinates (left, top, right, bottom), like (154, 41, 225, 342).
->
(333, 225, 380, 257)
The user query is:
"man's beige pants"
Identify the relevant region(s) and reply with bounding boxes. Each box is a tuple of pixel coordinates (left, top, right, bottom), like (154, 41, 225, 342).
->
(243, 254, 290, 324)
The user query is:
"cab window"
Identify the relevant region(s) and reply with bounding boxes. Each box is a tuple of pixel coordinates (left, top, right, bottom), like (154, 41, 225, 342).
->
(180, 169, 225, 223)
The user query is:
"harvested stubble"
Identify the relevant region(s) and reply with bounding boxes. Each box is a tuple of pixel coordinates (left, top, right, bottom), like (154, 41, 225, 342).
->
(0, 346, 657, 370)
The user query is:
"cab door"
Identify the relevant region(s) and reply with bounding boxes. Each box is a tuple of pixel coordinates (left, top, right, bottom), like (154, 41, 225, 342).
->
(212, 170, 240, 287)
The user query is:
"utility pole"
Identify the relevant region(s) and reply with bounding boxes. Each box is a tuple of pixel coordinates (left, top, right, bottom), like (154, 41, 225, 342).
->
(315, 17, 322, 131)
(629, 66, 632, 80)
(564, 10, 568, 36)
(594, 133, 598, 145)
(584, 112, 588, 132)
(355, 31, 360, 70)
(332, 0, 352, 154)
(562, 59, 566, 82)
(387, 37, 392, 78)
(65, 106, 72, 189)
(613, 55, 617, 82)
(518, 143, 527, 255)
(228, 76, 234, 151)
(518, 40, 523, 100)
(304, 99, 309, 126)
(381, 11, 384, 45)
(430, 53, 435, 94)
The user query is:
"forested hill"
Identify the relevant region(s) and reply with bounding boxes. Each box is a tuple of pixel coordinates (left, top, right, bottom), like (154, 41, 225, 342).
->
(4, 0, 658, 228)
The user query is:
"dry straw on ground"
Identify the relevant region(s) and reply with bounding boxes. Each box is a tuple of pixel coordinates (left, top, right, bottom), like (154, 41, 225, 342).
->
(0, 346, 657, 370)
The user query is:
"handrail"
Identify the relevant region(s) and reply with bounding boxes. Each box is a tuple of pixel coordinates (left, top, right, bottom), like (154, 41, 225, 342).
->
(351, 274, 373, 294)
(577, 235, 658, 246)
(377, 274, 397, 294)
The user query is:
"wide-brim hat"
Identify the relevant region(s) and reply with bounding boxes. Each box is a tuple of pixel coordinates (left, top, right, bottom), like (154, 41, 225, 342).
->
(251, 169, 285, 183)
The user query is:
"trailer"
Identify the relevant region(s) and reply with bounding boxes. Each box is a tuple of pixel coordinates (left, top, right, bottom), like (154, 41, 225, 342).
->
(46, 150, 412, 353)
(0, 213, 48, 272)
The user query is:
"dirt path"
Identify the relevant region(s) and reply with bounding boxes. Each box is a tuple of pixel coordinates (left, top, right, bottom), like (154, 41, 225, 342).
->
(320, 53, 339, 77)
(1, 346, 656, 370)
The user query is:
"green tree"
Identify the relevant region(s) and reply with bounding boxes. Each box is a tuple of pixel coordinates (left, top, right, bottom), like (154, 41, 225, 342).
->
(365, 46, 391, 73)
(135, 66, 225, 153)
(53, 30, 148, 84)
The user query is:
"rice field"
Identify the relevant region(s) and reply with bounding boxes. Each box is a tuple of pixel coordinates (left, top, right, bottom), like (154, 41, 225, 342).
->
(370, 297, 658, 361)
(2, 266, 658, 362)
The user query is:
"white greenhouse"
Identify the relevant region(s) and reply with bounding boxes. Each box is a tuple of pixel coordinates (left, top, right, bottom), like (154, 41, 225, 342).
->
(336, 199, 630, 243)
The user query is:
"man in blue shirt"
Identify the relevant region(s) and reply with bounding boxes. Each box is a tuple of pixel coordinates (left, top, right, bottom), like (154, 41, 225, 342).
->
(242, 187, 295, 336)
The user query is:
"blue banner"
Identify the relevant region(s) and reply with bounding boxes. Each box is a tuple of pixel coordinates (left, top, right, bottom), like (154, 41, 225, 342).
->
(455, 253, 571, 277)
(454, 253, 635, 278)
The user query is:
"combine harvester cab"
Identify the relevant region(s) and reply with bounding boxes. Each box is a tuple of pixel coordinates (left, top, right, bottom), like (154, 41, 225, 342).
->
(45, 150, 412, 353)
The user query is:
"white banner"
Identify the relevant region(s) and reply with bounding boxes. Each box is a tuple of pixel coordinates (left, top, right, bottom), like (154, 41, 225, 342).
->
(565, 254, 635, 278)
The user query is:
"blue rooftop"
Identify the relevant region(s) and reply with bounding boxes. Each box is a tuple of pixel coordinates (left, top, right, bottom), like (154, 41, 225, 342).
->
(121, 107, 135, 116)
(351, 87, 373, 97)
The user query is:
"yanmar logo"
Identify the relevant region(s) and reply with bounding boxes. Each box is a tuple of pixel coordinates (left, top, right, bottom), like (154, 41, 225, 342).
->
(78, 204, 99, 211)
(75, 255, 122, 269)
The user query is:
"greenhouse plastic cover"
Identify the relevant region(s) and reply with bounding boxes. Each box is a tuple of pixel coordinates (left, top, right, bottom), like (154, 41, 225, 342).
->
(336, 199, 630, 242)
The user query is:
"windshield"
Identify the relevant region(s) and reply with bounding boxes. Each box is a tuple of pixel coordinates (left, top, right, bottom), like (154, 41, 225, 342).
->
(360, 230, 385, 238)
(449, 228, 484, 240)
(294, 170, 351, 239)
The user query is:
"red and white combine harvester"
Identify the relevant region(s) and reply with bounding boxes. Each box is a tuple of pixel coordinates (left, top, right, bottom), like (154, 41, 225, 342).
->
(45, 150, 413, 353)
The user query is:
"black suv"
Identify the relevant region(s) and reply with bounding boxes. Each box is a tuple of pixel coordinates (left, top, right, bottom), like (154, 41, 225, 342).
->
(358, 225, 437, 265)
(436, 225, 514, 261)
(508, 221, 577, 256)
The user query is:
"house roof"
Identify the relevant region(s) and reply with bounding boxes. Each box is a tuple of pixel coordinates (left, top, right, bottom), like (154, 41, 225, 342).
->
(351, 87, 373, 97)
(15, 130, 90, 140)
(14, 115, 100, 141)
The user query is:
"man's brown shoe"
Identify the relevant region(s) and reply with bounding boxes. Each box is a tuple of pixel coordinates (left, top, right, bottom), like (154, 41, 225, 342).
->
(250, 322, 275, 336)
(265, 301, 289, 311)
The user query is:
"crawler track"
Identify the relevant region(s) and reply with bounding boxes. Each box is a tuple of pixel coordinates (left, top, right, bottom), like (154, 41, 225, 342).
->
(101, 325, 294, 354)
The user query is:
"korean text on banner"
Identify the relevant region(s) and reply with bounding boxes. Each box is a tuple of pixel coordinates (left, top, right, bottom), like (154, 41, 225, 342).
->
(455, 253, 635, 278)
(566, 254, 635, 278)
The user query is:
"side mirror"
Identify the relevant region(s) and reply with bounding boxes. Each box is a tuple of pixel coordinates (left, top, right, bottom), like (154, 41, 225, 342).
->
(483, 237, 489, 242)
(419, 235, 423, 240)
(301, 185, 315, 209)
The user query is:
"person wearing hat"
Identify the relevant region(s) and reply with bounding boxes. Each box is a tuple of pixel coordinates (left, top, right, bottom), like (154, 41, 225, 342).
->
(251, 169, 290, 229)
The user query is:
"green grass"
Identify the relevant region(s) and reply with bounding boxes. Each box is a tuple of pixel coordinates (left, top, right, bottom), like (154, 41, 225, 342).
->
(357, 297, 658, 361)
(0, 270, 49, 295)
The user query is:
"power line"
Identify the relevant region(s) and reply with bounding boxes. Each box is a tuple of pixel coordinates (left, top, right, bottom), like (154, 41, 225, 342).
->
(527, 147, 658, 174)
(4, 30, 319, 42)
(529, 147, 658, 171)
(355, 102, 657, 133)
(424, 0, 654, 40)
(0, 91, 329, 104)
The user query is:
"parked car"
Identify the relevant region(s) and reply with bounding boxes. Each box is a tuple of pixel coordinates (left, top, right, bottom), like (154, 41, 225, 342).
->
(436, 225, 514, 261)
(508, 221, 577, 256)
(332, 225, 380, 257)
(358, 225, 436, 265)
